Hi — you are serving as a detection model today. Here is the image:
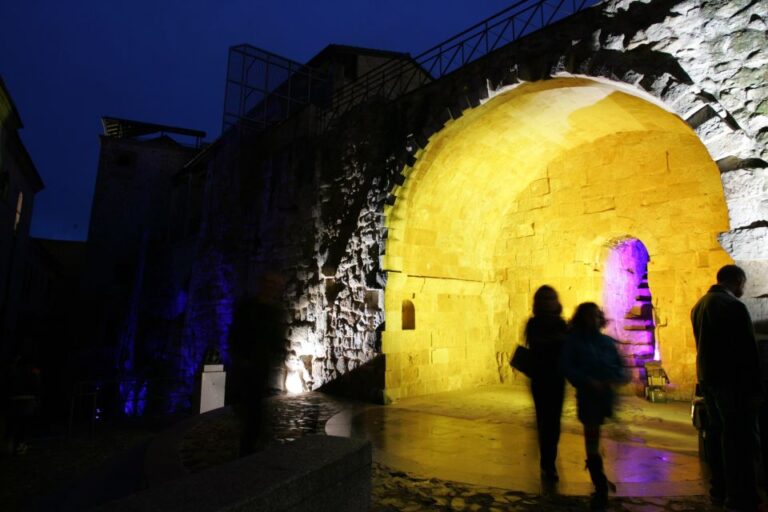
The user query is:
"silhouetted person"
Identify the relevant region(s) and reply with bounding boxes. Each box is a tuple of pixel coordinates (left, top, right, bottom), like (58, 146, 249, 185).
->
(525, 285, 567, 483)
(691, 264, 763, 511)
(561, 302, 626, 511)
(227, 274, 286, 457)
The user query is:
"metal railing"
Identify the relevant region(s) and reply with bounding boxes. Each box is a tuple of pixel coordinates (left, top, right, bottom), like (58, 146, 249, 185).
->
(322, 0, 600, 127)
(221, 0, 600, 135)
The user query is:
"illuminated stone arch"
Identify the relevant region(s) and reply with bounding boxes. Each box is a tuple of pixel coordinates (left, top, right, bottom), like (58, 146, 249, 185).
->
(382, 77, 733, 402)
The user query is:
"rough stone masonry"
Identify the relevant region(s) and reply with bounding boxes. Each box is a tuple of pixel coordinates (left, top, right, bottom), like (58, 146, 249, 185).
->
(156, 0, 766, 403)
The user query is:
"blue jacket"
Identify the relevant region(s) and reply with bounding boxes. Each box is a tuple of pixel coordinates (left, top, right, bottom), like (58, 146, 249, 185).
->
(561, 331, 627, 424)
(560, 331, 626, 389)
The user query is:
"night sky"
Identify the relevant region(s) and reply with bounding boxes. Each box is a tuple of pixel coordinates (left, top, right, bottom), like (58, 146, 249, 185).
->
(2, 0, 514, 241)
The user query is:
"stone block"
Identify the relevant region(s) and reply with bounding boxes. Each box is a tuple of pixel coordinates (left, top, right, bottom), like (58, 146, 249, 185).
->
(721, 168, 768, 199)
(515, 223, 535, 238)
(528, 178, 551, 196)
(582, 196, 615, 214)
(518, 194, 551, 211)
(727, 198, 768, 229)
(718, 226, 768, 260)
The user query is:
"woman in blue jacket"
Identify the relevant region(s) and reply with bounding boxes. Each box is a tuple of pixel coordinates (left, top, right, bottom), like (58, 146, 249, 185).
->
(561, 302, 627, 511)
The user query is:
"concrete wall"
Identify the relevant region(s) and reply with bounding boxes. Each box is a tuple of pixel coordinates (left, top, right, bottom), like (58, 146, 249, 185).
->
(96, 435, 371, 512)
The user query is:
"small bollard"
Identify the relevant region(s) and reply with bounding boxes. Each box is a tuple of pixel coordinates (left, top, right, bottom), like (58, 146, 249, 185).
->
(200, 364, 226, 413)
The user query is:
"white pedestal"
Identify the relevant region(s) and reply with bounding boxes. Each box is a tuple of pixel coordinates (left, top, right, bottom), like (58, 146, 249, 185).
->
(200, 364, 226, 414)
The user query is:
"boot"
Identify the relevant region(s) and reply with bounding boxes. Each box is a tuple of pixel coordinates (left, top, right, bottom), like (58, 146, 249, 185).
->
(586, 455, 615, 511)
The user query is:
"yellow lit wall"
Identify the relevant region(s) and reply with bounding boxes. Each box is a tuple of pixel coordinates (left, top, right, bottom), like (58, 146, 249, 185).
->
(383, 78, 731, 402)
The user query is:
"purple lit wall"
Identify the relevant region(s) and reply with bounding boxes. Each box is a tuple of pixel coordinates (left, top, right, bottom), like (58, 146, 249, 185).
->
(116, 233, 150, 416)
(175, 249, 237, 411)
(602, 239, 657, 378)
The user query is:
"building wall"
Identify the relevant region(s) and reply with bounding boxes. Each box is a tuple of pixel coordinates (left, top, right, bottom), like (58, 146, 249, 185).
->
(0, 80, 43, 357)
(84, 136, 200, 294)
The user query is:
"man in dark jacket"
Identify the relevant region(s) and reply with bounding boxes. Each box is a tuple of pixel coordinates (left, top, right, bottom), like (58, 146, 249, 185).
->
(691, 265, 762, 511)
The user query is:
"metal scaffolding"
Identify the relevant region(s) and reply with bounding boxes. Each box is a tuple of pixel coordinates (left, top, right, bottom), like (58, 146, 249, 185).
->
(222, 45, 330, 134)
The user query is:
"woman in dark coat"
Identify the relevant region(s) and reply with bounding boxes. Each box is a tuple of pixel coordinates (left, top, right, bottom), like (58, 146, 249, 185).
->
(525, 285, 567, 483)
(561, 302, 627, 511)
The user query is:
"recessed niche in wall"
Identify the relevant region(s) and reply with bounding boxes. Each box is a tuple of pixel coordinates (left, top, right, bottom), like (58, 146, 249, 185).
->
(402, 300, 415, 330)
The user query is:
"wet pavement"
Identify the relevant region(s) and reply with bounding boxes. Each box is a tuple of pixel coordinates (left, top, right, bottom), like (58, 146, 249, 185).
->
(2, 386, 719, 511)
(328, 384, 707, 498)
(181, 385, 720, 510)
(179, 392, 351, 472)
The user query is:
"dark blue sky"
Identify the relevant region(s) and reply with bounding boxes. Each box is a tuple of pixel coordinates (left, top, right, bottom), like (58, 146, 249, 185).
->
(2, 0, 513, 241)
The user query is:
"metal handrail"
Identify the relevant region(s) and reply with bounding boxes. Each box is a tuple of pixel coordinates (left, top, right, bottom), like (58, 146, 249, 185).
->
(322, 0, 599, 127)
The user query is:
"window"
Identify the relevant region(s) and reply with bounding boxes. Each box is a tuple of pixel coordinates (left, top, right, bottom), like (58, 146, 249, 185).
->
(13, 191, 23, 232)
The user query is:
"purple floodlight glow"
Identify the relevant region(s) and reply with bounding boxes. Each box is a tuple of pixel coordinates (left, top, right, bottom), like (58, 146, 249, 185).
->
(602, 238, 657, 367)
(120, 380, 148, 416)
(175, 250, 236, 411)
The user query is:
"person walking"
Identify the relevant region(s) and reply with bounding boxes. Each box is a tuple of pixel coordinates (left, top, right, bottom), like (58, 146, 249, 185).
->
(525, 285, 567, 483)
(691, 264, 763, 511)
(561, 302, 626, 511)
(228, 274, 286, 457)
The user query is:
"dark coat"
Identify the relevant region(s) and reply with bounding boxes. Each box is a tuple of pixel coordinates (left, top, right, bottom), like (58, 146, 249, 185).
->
(227, 298, 284, 406)
(525, 315, 567, 382)
(691, 284, 761, 393)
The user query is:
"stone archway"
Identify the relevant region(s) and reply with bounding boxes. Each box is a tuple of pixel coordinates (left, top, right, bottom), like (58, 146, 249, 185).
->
(382, 77, 732, 402)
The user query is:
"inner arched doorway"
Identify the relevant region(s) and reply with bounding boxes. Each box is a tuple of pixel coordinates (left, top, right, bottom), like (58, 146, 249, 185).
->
(382, 77, 732, 402)
(602, 237, 656, 385)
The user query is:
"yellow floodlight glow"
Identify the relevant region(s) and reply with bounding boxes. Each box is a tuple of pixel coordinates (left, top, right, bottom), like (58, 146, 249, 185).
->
(383, 78, 731, 402)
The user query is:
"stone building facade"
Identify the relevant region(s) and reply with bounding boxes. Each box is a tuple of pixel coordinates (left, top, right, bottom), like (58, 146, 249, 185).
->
(81, 118, 205, 401)
(111, 0, 766, 407)
(0, 77, 44, 358)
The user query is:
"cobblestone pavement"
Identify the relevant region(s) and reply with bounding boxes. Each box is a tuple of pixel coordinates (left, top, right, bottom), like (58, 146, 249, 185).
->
(180, 392, 351, 472)
(371, 462, 718, 511)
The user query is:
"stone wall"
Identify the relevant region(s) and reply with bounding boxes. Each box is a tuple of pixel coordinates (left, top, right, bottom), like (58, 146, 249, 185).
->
(160, 0, 766, 402)
(380, 0, 767, 400)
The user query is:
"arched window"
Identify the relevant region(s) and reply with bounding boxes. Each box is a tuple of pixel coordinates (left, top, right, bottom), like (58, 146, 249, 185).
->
(402, 300, 415, 330)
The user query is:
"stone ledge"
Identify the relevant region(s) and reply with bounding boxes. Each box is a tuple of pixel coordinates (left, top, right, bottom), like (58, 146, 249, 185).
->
(95, 435, 371, 512)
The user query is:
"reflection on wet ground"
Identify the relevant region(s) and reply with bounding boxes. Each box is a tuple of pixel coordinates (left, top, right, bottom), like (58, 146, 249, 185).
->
(327, 384, 706, 497)
(179, 386, 719, 510)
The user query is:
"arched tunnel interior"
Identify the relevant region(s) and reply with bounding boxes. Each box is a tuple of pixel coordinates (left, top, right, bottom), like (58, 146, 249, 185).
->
(382, 77, 732, 402)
